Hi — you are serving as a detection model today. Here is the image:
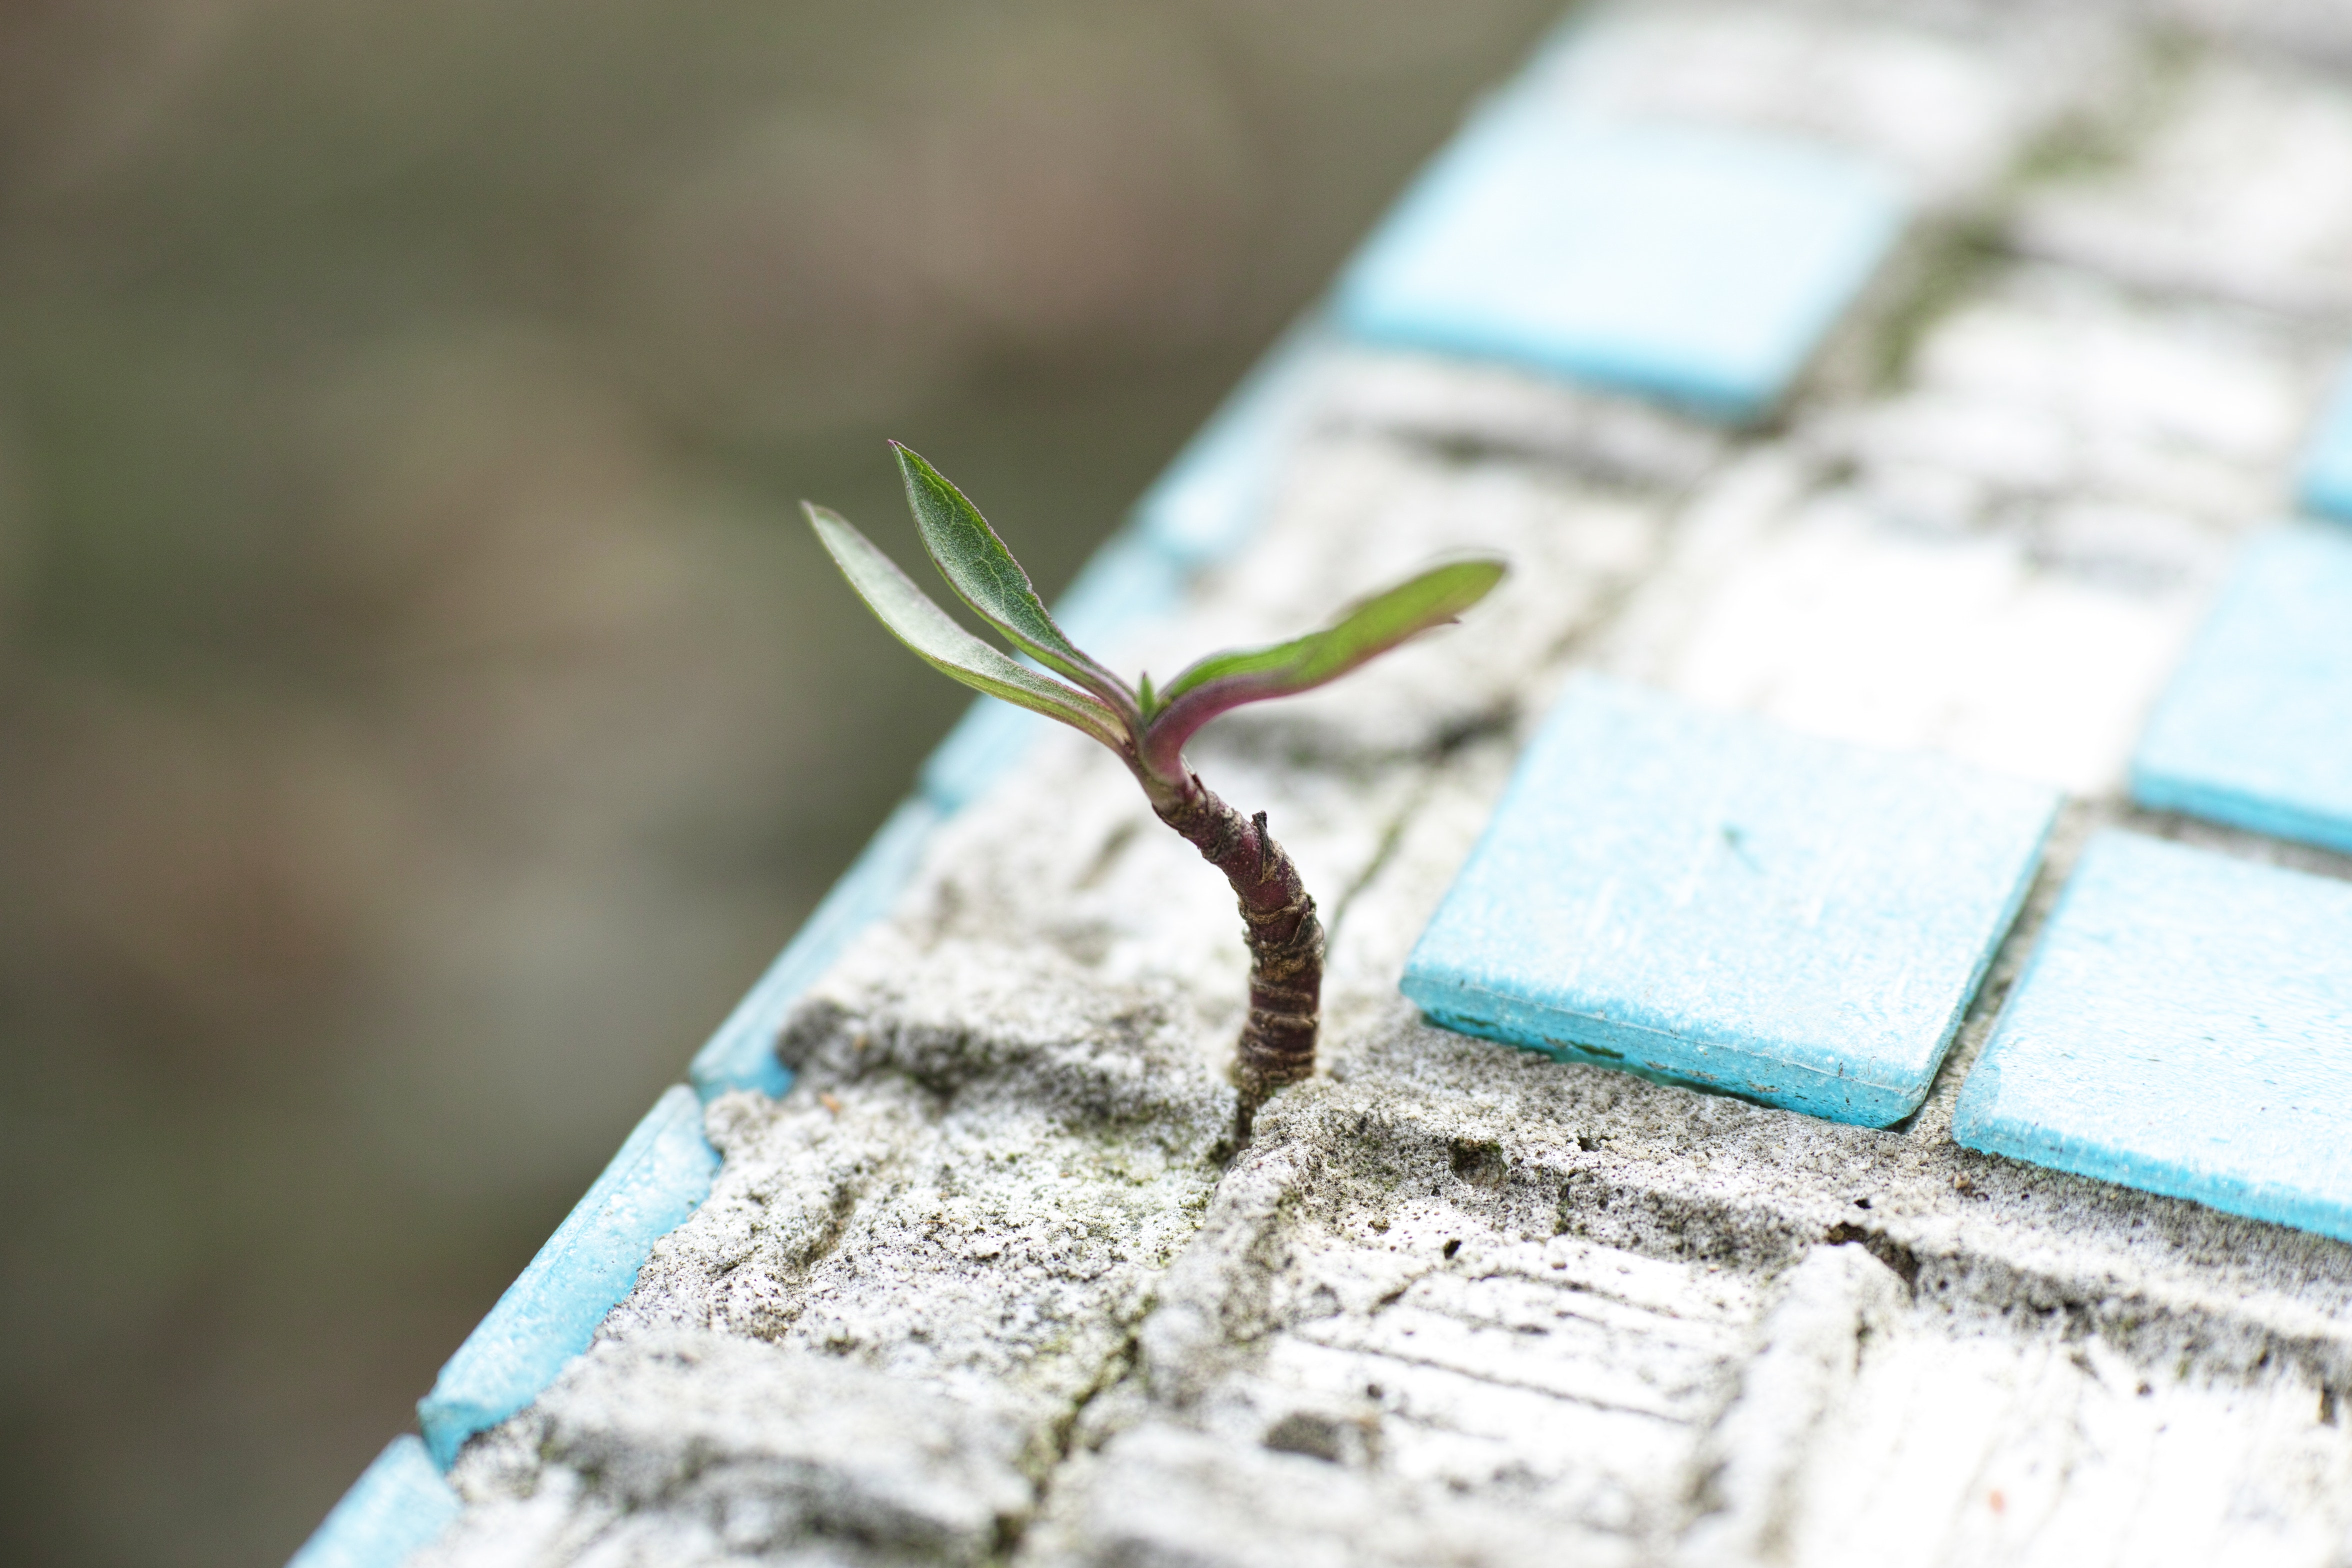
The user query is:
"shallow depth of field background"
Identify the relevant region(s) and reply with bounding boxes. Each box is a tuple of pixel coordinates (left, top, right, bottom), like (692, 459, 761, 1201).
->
(0, 2, 1570, 1563)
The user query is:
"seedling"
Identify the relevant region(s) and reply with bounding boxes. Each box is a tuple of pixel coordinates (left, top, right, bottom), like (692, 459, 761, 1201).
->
(810, 444, 1506, 1125)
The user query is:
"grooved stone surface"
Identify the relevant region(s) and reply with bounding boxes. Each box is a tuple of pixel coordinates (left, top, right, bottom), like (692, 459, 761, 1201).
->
(2012, 52, 2352, 318)
(366, 4, 2352, 1564)
(286, 1437, 458, 1568)
(1529, 1, 2113, 210)
(2131, 524, 2352, 854)
(1954, 830, 2352, 1242)
(417, 1086, 720, 1468)
(416, 1333, 1034, 1568)
(2300, 364, 2352, 522)
(1402, 676, 2058, 1126)
(1333, 98, 1904, 424)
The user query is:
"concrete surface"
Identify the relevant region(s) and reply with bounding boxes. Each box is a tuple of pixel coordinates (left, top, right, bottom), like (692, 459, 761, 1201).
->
(402, 2, 2352, 1563)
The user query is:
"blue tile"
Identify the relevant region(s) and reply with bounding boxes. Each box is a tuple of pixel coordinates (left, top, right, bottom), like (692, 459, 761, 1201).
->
(1131, 316, 1333, 568)
(286, 1436, 458, 1568)
(2132, 525, 2352, 856)
(417, 1086, 718, 1468)
(1954, 830, 2352, 1244)
(690, 798, 941, 1099)
(2296, 362, 2352, 523)
(1333, 102, 1906, 425)
(918, 532, 1187, 814)
(1402, 676, 2057, 1126)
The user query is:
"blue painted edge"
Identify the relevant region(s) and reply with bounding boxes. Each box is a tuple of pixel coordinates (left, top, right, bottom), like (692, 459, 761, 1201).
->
(286, 1436, 458, 1568)
(1130, 313, 1334, 568)
(689, 797, 944, 1099)
(2294, 359, 2352, 524)
(416, 1084, 719, 1468)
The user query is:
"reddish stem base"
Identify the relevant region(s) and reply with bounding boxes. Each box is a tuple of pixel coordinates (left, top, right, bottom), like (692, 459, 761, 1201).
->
(1151, 774, 1324, 1132)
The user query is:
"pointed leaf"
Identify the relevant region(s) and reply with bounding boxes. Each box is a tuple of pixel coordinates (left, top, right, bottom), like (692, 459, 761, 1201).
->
(891, 444, 1136, 718)
(1140, 558, 1506, 778)
(808, 504, 1130, 752)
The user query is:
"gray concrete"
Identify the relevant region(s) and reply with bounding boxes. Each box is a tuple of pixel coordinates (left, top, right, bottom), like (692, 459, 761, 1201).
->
(418, 4, 2352, 1562)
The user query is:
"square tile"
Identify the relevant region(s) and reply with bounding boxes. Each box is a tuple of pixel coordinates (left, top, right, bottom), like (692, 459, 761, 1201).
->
(1954, 830, 2352, 1243)
(2298, 362, 2352, 523)
(2132, 524, 2352, 854)
(1402, 676, 2057, 1126)
(1333, 98, 1904, 424)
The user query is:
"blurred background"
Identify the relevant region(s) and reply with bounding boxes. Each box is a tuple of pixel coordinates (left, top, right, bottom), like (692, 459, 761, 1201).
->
(0, 2, 1568, 1562)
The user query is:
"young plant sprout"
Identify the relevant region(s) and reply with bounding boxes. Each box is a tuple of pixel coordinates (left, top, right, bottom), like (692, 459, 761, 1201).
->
(810, 444, 1506, 1126)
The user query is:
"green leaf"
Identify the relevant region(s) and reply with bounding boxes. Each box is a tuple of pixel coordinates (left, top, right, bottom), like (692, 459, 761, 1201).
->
(1140, 558, 1506, 778)
(807, 503, 1130, 752)
(891, 444, 1136, 718)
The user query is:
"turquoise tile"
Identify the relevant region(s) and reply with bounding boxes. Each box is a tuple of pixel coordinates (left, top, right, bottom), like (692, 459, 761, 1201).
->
(918, 532, 1186, 813)
(2132, 525, 2352, 856)
(1334, 101, 1905, 425)
(1402, 676, 2056, 1126)
(1954, 830, 2352, 1243)
(2297, 362, 2352, 523)
(416, 1086, 718, 1468)
(286, 1436, 458, 1568)
(690, 798, 942, 1100)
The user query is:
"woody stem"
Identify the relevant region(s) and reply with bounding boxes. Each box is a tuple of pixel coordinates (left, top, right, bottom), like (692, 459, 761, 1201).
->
(1146, 771, 1324, 1132)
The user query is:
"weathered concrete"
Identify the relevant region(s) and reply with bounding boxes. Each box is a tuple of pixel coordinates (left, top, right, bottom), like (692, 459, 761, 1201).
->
(416, 3, 2352, 1563)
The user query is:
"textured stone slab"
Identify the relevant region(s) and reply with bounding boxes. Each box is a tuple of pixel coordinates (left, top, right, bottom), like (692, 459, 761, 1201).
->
(416, 1334, 1034, 1568)
(688, 798, 940, 1099)
(2299, 364, 2352, 522)
(1816, 266, 2314, 531)
(1608, 470, 2214, 795)
(314, 6, 2352, 1562)
(416, 1086, 718, 1468)
(284, 1436, 458, 1568)
(2132, 524, 2352, 854)
(1402, 675, 2057, 1126)
(1530, 0, 2111, 209)
(2011, 54, 2352, 318)
(1954, 830, 2352, 1244)
(1333, 98, 1904, 424)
